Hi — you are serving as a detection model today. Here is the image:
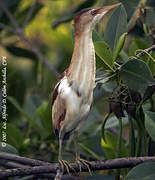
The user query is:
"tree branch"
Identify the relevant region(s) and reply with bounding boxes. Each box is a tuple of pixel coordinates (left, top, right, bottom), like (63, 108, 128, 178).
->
(0, 153, 155, 179)
(0, 161, 28, 169)
(22, 0, 37, 28)
(0, 1, 59, 78)
(0, 153, 50, 166)
(135, 44, 155, 59)
(0, 154, 83, 180)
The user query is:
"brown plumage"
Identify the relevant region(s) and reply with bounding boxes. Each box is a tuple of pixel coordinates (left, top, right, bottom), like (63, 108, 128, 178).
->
(52, 3, 121, 163)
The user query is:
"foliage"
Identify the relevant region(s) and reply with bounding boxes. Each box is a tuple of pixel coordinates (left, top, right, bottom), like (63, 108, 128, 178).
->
(0, 0, 155, 179)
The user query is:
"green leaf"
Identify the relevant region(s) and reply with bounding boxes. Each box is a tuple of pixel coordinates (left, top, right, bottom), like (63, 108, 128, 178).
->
(0, 123, 23, 149)
(104, 4, 127, 55)
(113, 32, 127, 61)
(0, 143, 18, 155)
(37, 101, 52, 135)
(146, 9, 155, 27)
(125, 162, 155, 180)
(129, 39, 155, 74)
(7, 96, 41, 133)
(101, 131, 129, 159)
(79, 143, 101, 160)
(129, 39, 149, 57)
(120, 60, 155, 94)
(145, 111, 155, 142)
(16, 2, 43, 26)
(119, 50, 129, 63)
(94, 41, 114, 71)
(92, 30, 103, 42)
(6, 45, 38, 61)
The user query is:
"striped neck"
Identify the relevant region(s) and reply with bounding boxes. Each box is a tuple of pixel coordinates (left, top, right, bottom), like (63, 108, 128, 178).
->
(67, 31, 96, 95)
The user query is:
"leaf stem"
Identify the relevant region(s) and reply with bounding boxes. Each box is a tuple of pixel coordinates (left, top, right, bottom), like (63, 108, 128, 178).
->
(129, 116, 135, 157)
(135, 126, 142, 157)
(116, 118, 123, 179)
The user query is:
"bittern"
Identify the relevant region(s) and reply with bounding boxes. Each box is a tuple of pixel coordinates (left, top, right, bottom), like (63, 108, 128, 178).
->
(52, 3, 120, 173)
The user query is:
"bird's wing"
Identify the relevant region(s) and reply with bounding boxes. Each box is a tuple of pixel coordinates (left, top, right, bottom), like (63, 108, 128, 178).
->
(52, 80, 66, 139)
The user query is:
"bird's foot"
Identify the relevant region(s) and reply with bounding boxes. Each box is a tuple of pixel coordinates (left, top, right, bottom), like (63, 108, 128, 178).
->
(75, 157, 92, 175)
(58, 159, 75, 175)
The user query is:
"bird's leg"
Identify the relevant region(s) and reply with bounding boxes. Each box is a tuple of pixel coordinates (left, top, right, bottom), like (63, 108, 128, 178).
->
(74, 131, 92, 175)
(58, 139, 74, 175)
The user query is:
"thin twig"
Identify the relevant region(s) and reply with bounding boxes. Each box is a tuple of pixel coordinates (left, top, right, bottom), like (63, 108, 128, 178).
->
(0, 161, 28, 169)
(22, 0, 37, 28)
(127, 0, 147, 30)
(135, 44, 155, 59)
(0, 156, 155, 178)
(0, 153, 51, 166)
(0, 1, 59, 78)
(0, 23, 17, 34)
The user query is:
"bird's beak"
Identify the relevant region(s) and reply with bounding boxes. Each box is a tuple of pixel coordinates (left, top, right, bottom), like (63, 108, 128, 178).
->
(91, 3, 121, 16)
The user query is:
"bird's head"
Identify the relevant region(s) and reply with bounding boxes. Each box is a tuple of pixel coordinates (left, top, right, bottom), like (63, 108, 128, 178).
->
(74, 3, 121, 36)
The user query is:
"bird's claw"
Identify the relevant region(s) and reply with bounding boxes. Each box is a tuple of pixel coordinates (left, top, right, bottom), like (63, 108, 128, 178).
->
(58, 159, 75, 175)
(76, 158, 92, 175)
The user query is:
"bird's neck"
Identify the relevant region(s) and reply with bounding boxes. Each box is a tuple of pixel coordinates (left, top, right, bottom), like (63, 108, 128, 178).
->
(67, 31, 95, 94)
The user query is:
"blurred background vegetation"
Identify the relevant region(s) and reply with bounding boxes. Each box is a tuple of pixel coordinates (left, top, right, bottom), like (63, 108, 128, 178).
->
(0, 0, 155, 179)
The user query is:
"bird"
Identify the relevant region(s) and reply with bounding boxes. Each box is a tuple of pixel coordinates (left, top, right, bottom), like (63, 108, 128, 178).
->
(52, 3, 121, 173)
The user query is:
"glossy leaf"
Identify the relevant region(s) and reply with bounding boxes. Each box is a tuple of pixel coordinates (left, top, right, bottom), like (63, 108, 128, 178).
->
(37, 101, 52, 135)
(125, 162, 155, 180)
(101, 131, 129, 159)
(79, 143, 101, 160)
(92, 30, 103, 42)
(113, 32, 127, 61)
(104, 4, 127, 55)
(0, 143, 18, 155)
(119, 50, 129, 63)
(129, 39, 148, 57)
(145, 111, 155, 142)
(7, 96, 41, 133)
(0, 123, 23, 149)
(129, 39, 155, 74)
(94, 41, 113, 71)
(16, 2, 43, 26)
(6, 45, 38, 61)
(120, 59, 155, 94)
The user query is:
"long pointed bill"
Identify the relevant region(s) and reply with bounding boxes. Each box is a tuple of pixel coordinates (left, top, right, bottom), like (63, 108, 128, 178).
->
(91, 3, 121, 16)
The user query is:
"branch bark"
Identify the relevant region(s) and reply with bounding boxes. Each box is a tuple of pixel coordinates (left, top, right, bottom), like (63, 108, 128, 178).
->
(0, 153, 155, 179)
(0, 153, 83, 180)
(0, 153, 50, 166)
(135, 44, 155, 59)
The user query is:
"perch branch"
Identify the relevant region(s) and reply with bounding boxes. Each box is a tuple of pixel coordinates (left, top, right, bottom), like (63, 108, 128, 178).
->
(0, 154, 155, 178)
(0, 154, 83, 180)
(0, 161, 28, 169)
(0, 1, 59, 78)
(135, 44, 155, 59)
(0, 153, 50, 166)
